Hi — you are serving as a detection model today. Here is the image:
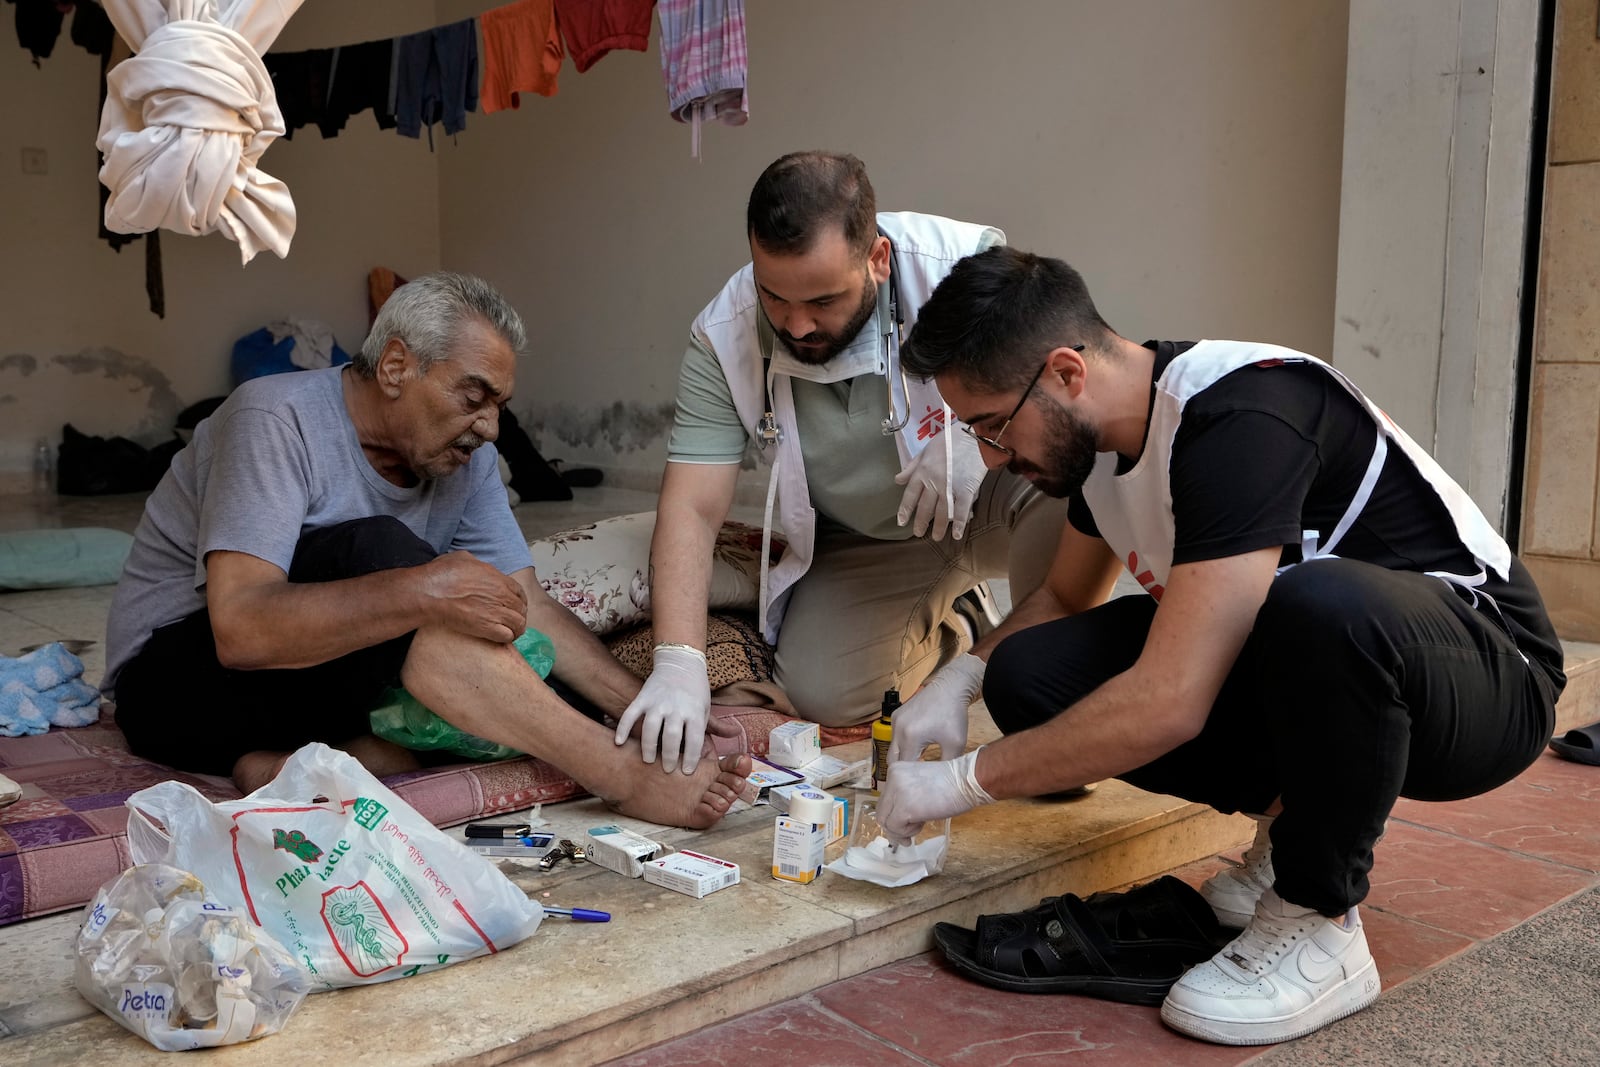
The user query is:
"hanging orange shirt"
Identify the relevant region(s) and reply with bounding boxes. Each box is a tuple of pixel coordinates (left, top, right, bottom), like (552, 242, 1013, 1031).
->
(480, 0, 564, 113)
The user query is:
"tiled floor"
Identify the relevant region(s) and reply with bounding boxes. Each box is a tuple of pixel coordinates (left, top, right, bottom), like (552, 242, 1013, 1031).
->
(606, 751, 1600, 1066)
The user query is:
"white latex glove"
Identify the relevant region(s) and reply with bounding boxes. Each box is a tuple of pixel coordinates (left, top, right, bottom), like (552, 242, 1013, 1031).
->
(886, 653, 984, 764)
(878, 747, 996, 845)
(894, 431, 985, 541)
(612, 644, 711, 774)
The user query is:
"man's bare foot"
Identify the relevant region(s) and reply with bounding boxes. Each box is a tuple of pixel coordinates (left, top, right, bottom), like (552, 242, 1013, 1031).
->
(232, 750, 290, 794)
(609, 752, 751, 829)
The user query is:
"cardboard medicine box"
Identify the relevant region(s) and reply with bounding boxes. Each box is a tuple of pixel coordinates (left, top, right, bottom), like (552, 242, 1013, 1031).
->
(642, 850, 740, 898)
(771, 815, 827, 883)
(800, 754, 869, 790)
(585, 824, 667, 877)
(766, 721, 822, 769)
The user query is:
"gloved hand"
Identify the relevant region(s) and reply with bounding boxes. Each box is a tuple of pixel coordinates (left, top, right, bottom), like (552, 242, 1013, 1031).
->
(878, 747, 996, 844)
(612, 644, 711, 774)
(886, 653, 984, 764)
(894, 431, 986, 541)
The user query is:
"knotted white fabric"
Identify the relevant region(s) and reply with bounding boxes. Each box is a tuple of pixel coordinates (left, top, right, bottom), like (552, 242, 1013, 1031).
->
(97, 0, 304, 264)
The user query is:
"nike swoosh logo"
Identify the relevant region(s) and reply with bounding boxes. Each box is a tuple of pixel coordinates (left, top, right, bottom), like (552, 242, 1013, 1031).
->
(1297, 942, 1345, 985)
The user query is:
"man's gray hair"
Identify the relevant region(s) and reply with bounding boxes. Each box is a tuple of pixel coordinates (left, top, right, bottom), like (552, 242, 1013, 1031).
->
(355, 272, 526, 377)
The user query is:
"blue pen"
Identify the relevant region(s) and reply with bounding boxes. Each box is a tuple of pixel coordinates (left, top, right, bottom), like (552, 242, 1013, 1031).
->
(544, 906, 610, 922)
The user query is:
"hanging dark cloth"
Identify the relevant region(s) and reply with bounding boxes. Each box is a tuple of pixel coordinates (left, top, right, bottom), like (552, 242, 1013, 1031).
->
(262, 38, 398, 140)
(72, 2, 139, 255)
(323, 38, 397, 135)
(7, 0, 65, 65)
(82, 5, 164, 315)
(68, 0, 106, 53)
(263, 47, 335, 140)
(393, 18, 478, 147)
(143, 229, 164, 317)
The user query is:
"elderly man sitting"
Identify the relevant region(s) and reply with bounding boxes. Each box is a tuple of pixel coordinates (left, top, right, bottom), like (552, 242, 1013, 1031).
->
(105, 272, 749, 828)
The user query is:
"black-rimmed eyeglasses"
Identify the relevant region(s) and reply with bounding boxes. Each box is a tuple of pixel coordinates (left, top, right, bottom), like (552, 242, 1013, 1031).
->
(961, 345, 1084, 457)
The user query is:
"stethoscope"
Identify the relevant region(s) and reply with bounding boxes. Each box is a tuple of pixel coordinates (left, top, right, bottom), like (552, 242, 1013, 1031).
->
(758, 234, 911, 447)
(878, 246, 912, 435)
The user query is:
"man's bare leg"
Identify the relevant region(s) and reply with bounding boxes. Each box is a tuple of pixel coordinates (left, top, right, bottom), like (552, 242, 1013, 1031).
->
(400, 625, 749, 829)
(232, 751, 289, 794)
(342, 734, 423, 777)
(231, 735, 422, 794)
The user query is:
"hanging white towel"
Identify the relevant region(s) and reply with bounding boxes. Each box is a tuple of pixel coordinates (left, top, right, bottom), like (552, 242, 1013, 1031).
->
(96, 0, 305, 264)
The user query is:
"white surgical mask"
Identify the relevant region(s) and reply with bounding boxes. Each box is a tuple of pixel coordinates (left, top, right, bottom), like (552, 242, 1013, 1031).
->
(763, 285, 890, 386)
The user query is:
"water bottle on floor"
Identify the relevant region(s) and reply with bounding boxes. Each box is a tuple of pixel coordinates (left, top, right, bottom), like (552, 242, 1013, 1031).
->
(32, 437, 53, 495)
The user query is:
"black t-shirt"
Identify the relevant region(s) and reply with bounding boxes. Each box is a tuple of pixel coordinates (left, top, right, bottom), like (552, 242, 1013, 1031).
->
(1069, 341, 1564, 689)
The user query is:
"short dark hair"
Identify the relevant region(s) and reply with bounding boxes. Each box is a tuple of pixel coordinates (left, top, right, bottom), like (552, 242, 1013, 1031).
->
(746, 151, 877, 259)
(903, 247, 1112, 391)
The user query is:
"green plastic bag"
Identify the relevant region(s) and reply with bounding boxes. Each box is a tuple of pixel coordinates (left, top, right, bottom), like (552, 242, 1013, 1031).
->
(368, 628, 555, 762)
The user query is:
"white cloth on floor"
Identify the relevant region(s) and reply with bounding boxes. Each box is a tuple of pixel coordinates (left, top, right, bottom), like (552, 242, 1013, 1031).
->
(96, 0, 305, 264)
(268, 318, 337, 369)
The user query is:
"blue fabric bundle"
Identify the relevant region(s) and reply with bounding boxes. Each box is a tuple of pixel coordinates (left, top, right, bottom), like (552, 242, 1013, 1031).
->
(0, 642, 101, 736)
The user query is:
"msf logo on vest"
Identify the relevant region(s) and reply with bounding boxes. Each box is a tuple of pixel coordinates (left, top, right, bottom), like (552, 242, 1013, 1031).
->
(1127, 550, 1164, 601)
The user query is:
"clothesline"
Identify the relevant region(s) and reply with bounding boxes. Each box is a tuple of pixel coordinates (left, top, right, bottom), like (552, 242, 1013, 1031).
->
(266, 0, 638, 147)
(256, 0, 749, 155)
(6, 0, 747, 281)
(7, 0, 748, 149)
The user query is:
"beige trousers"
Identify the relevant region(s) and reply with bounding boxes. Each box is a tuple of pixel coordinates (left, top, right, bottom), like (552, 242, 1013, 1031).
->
(771, 468, 1067, 726)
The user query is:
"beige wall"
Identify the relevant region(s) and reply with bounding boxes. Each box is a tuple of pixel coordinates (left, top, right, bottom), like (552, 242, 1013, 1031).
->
(1333, 0, 1540, 531)
(0, 3, 444, 489)
(1522, 0, 1600, 640)
(3, 1, 1349, 491)
(437, 0, 1350, 484)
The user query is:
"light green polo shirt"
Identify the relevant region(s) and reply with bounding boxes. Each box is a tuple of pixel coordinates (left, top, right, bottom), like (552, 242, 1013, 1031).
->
(667, 336, 910, 541)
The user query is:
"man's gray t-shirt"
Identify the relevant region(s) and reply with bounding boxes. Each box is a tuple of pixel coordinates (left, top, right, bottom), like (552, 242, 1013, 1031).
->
(104, 366, 532, 692)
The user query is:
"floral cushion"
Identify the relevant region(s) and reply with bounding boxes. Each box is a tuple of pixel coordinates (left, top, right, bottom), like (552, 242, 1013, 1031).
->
(531, 513, 783, 636)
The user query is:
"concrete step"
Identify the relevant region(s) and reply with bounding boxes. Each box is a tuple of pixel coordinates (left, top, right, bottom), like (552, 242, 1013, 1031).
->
(18, 637, 1589, 1067)
(1557, 638, 1600, 733)
(1, 731, 1249, 1066)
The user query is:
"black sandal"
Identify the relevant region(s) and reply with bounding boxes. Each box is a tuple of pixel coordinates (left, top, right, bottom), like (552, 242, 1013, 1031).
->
(932, 876, 1230, 1005)
(1549, 721, 1600, 766)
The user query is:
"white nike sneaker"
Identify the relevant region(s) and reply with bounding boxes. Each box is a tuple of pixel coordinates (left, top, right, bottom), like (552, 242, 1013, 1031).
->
(1201, 814, 1274, 928)
(1160, 888, 1381, 1046)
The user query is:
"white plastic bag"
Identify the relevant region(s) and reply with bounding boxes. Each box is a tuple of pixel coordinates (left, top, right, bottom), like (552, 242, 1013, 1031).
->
(126, 742, 543, 992)
(75, 863, 311, 1051)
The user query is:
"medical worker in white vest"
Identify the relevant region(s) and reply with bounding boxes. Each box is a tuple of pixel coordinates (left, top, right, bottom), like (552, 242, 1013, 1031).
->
(879, 246, 1565, 1045)
(614, 153, 1068, 774)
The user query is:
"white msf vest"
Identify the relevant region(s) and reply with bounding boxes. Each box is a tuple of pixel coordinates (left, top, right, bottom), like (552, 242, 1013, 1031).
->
(691, 211, 1003, 641)
(1081, 340, 1511, 603)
